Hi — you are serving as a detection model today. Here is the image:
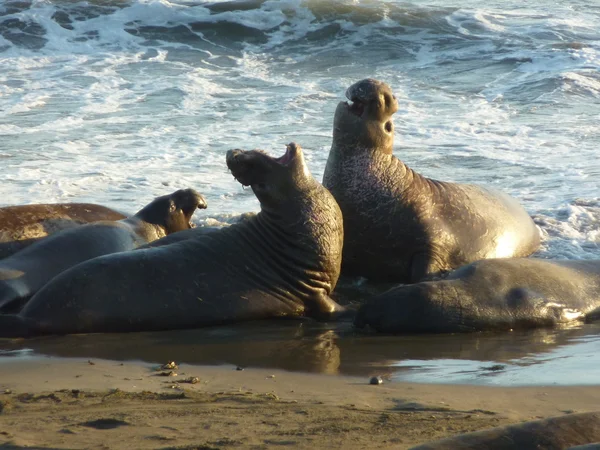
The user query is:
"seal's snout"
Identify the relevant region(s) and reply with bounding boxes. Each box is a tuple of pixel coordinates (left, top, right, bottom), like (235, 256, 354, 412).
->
(226, 149, 243, 165)
(172, 188, 207, 229)
(346, 97, 365, 117)
(226, 149, 255, 186)
(174, 188, 207, 211)
(192, 192, 208, 211)
(345, 78, 398, 117)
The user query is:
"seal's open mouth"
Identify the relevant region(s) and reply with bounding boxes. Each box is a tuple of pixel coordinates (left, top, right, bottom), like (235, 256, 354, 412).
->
(178, 189, 207, 229)
(182, 206, 198, 228)
(275, 144, 297, 166)
(227, 144, 302, 188)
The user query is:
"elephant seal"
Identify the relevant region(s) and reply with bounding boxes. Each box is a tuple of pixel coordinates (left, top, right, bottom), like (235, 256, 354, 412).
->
(411, 411, 600, 450)
(0, 189, 206, 312)
(0, 203, 126, 259)
(0, 143, 345, 337)
(322, 78, 540, 283)
(354, 258, 600, 333)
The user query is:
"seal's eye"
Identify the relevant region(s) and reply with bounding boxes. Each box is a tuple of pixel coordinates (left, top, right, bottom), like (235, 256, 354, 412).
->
(384, 121, 393, 133)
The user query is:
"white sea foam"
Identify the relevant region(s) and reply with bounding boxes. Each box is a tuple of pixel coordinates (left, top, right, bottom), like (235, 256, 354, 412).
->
(561, 71, 600, 97)
(7, 93, 49, 114)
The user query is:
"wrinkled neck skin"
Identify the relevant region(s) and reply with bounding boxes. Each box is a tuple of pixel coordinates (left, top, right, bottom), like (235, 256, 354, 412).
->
(326, 140, 428, 204)
(325, 95, 437, 202)
(237, 177, 344, 308)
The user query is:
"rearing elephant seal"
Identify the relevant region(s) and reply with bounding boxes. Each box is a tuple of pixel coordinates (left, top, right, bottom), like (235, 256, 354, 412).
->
(0, 203, 126, 259)
(0, 143, 345, 337)
(354, 258, 600, 333)
(323, 78, 540, 282)
(0, 189, 206, 312)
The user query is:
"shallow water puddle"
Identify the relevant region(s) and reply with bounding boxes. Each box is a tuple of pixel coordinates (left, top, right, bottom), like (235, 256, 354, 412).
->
(1, 320, 599, 386)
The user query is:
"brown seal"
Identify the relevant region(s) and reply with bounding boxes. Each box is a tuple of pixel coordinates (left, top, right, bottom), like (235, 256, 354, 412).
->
(0, 203, 126, 259)
(323, 78, 540, 283)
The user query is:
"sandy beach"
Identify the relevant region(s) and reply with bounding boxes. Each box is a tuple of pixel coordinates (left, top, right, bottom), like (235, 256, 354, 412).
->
(0, 358, 598, 449)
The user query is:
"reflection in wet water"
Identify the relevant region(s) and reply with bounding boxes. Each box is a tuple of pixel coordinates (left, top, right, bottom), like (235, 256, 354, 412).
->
(1, 321, 599, 386)
(393, 330, 600, 385)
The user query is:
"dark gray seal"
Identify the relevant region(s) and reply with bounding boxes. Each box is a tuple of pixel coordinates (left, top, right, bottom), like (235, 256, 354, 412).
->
(0, 189, 206, 312)
(354, 258, 600, 333)
(323, 78, 541, 283)
(0, 143, 345, 337)
(0, 203, 126, 259)
(410, 411, 600, 450)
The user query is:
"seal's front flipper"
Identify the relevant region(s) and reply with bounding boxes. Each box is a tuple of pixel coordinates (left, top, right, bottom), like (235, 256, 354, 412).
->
(507, 288, 585, 328)
(329, 304, 357, 322)
(409, 252, 448, 283)
(306, 294, 350, 322)
(544, 302, 584, 325)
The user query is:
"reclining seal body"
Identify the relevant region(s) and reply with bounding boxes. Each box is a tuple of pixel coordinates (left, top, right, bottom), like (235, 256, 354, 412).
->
(355, 258, 600, 333)
(0, 144, 345, 337)
(0, 189, 206, 311)
(0, 203, 126, 259)
(323, 78, 540, 283)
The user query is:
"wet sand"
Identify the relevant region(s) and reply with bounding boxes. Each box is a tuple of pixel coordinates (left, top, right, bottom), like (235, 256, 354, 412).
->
(0, 358, 599, 449)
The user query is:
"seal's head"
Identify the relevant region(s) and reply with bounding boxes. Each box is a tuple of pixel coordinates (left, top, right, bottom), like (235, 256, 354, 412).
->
(333, 78, 398, 154)
(137, 188, 207, 234)
(226, 142, 312, 209)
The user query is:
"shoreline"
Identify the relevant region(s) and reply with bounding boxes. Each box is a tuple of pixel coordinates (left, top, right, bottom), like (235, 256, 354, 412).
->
(0, 358, 599, 449)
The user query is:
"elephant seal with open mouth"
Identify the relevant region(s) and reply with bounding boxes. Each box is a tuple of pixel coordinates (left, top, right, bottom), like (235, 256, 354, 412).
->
(355, 258, 600, 333)
(323, 78, 540, 283)
(0, 143, 345, 337)
(0, 189, 206, 312)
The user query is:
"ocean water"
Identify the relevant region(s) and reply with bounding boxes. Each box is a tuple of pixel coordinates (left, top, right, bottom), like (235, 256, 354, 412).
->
(1, 0, 600, 385)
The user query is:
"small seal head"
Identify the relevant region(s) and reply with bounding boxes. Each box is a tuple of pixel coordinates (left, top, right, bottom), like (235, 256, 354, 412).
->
(137, 188, 207, 234)
(333, 78, 398, 154)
